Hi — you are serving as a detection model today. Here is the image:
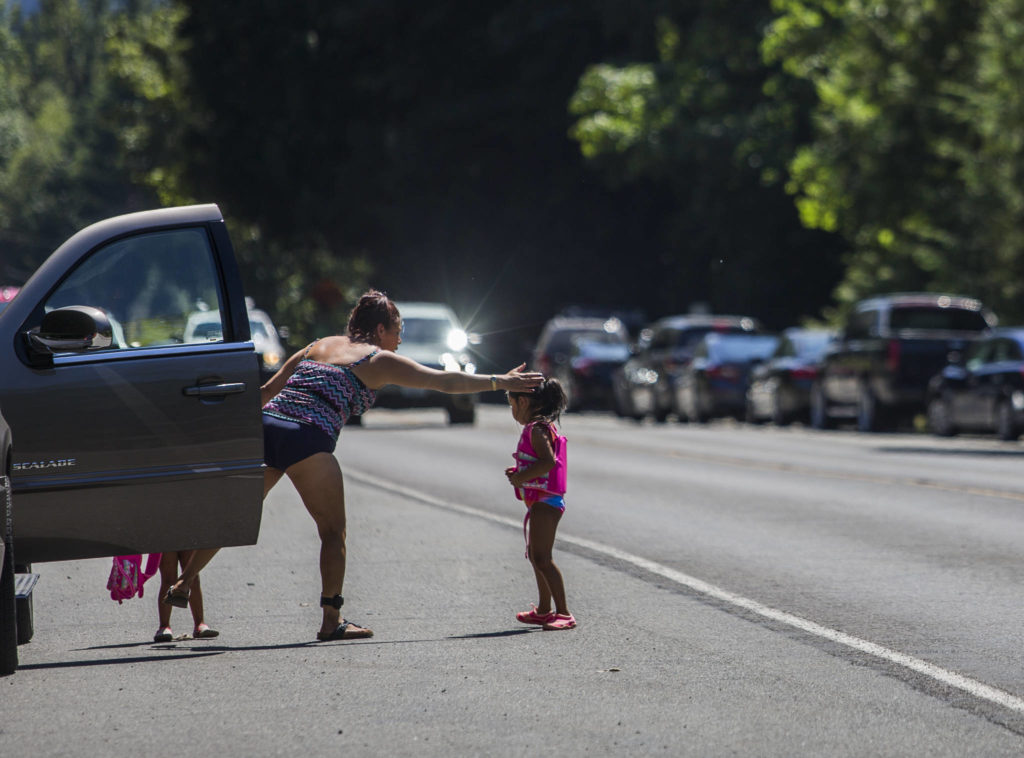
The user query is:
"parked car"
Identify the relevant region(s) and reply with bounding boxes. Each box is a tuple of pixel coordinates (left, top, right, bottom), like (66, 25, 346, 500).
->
(556, 337, 630, 411)
(0, 204, 264, 674)
(372, 301, 478, 424)
(613, 314, 762, 422)
(184, 297, 287, 381)
(926, 328, 1024, 440)
(674, 332, 780, 423)
(531, 315, 630, 388)
(746, 328, 835, 425)
(811, 293, 995, 431)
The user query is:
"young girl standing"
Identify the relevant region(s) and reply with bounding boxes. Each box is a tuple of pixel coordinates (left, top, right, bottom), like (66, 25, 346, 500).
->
(505, 379, 575, 630)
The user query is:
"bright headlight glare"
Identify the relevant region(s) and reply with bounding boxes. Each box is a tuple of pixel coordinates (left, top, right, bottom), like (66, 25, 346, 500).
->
(447, 329, 468, 351)
(263, 351, 283, 367)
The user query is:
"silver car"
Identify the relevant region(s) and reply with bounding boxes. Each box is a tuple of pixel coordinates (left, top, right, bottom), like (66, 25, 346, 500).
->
(371, 302, 478, 424)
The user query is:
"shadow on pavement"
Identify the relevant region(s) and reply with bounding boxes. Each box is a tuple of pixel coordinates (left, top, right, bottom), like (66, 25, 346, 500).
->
(876, 445, 1024, 458)
(17, 651, 224, 670)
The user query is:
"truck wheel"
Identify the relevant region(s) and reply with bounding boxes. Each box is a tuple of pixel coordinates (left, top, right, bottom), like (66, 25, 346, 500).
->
(809, 384, 833, 430)
(857, 383, 882, 432)
(996, 400, 1019, 441)
(447, 403, 476, 425)
(1, 485, 17, 676)
(927, 396, 956, 437)
(770, 390, 790, 427)
(15, 563, 33, 644)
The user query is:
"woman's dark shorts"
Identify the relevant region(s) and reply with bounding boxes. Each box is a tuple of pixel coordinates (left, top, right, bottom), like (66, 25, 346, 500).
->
(262, 413, 337, 471)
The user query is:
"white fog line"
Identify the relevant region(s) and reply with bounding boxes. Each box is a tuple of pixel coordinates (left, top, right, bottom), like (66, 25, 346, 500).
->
(349, 469, 1024, 715)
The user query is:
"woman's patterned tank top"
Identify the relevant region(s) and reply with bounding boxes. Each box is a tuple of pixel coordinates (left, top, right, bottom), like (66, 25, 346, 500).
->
(262, 348, 378, 439)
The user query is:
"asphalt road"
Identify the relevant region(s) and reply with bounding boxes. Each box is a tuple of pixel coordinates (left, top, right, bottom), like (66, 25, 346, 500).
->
(4, 405, 1024, 756)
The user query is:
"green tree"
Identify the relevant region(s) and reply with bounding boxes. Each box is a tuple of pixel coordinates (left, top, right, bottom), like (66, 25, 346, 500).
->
(0, 0, 172, 282)
(569, 2, 846, 326)
(761, 0, 1024, 320)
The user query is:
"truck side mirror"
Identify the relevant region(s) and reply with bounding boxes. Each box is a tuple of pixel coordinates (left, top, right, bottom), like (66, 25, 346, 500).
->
(25, 305, 113, 358)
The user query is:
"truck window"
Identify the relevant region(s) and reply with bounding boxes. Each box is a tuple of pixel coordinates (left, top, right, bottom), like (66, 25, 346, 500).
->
(846, 310, 875, 339)
(966, 340, 994, 371)
(42, 228, 224, 351)
(888, 307, 989, 332)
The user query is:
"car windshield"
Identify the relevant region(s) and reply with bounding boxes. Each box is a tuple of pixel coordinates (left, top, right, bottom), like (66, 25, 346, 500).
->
(402, 317, 453, 345)
(889, 307, 989, 332)
(249, 320, 269, 338)
(707, 335, 779, 362)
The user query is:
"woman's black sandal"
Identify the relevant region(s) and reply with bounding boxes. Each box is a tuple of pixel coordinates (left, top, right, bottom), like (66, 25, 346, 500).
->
(164, 585, 189, 608)
(316, 595, 373, 641)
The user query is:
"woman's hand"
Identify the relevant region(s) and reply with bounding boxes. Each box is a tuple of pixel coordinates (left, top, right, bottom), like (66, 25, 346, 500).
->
(500, 363, 544, 391)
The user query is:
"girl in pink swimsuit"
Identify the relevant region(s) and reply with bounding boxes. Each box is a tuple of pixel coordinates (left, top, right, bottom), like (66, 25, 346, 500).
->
(506, 378, 575, 630)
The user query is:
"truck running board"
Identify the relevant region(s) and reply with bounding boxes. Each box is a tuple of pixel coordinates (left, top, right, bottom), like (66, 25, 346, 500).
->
(15, 573, 38, 600)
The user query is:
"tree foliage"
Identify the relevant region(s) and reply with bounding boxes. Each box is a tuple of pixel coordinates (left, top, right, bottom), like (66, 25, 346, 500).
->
(569, 2, 847, 327)
(7, 0, 1024, 343)
(0, 0, 178, 281)
(763, 0, 1024, 321)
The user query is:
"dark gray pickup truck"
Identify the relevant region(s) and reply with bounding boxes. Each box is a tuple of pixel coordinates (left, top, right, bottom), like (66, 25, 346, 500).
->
(809, 293, 996, 432)
(0, 205, 265, 674)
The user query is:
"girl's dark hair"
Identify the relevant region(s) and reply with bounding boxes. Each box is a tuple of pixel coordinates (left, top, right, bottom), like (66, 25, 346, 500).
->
(509, 378, 568, 423)
(347, 289, 400, 342)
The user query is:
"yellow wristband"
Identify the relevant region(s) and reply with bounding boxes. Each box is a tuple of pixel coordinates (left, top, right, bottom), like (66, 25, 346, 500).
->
(490, 375, 498, 391)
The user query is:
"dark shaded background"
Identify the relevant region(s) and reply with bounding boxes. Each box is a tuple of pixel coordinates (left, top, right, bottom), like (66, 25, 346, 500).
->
(178, 1, 845, 369)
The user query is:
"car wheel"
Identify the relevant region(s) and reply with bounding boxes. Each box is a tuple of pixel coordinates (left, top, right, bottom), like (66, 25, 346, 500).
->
(809, 383, 833, 430)
(996, 399, 1019, 441)
(614, 390, 643, 422)
(856, 382, 883, 432)
(770, 389, 790, 427)
(927, 395, 956, 437)
(1, 481, 17, 676)
(692, 389, 710, 424)
(561, 376, 576, 412)
(745, 396, 764, 425)
(447, 404, 476, 425)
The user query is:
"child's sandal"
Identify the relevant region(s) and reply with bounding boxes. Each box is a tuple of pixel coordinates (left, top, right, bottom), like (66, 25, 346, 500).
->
(516, 605, 555, 626)
(153, 626, 173, 642)
(542, 613, 576, 631)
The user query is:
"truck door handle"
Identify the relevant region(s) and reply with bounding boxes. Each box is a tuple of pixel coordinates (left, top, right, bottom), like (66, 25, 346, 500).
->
(183, 382, 246, 398)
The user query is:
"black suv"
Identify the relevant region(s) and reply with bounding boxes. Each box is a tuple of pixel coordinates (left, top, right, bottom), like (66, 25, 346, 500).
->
(810, 293, 996, 431)
(0, 205, 264, 673)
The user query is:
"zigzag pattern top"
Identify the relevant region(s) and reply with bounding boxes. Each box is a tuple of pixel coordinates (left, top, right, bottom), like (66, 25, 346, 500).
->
(263, 349, 378, 439)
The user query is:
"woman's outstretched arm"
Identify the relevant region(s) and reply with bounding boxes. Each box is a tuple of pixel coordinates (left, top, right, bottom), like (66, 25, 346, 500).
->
(360, 353, 543, 394)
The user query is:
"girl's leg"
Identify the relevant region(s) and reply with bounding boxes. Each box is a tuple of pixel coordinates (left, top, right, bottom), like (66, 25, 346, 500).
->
(179, 550, 205, 627)
(528, 504, 569, 616)
(168, 468, 285, 598)
(157, 551, 179, 629)
(285, 452, 370, 638)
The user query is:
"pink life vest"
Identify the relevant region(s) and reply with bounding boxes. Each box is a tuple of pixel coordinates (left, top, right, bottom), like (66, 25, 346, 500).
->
(512, 421, 567, 501)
